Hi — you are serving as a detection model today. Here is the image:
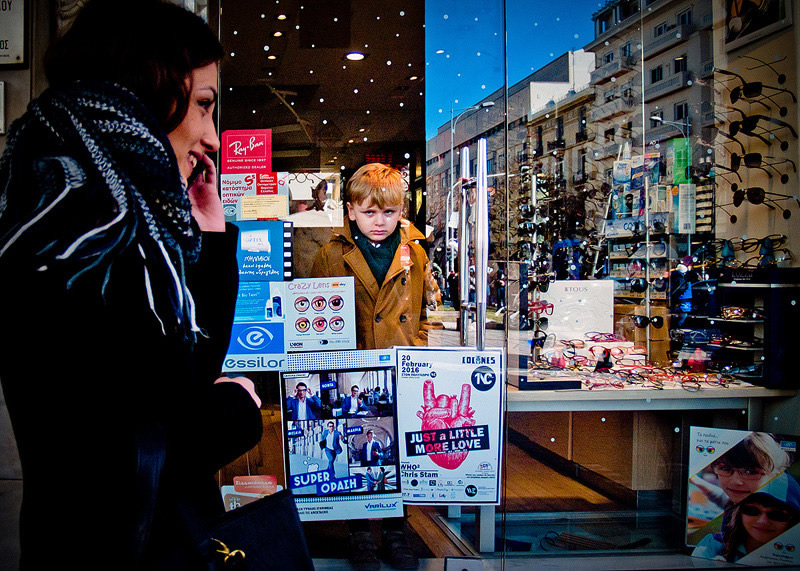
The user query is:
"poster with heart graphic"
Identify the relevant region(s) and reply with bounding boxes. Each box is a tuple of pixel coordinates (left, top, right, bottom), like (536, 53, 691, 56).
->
(395, 347, 504, 505)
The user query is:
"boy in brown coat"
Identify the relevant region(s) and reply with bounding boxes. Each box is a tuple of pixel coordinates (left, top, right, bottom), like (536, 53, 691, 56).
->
(311, 163, 430, 570)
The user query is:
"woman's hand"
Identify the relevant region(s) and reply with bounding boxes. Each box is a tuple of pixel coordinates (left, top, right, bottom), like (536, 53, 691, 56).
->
(215, 376, 262, 408)
(187, 154, 225, 232)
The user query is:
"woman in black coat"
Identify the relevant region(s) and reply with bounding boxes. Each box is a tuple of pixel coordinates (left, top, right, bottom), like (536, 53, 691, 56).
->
(0, 1, 262, 568)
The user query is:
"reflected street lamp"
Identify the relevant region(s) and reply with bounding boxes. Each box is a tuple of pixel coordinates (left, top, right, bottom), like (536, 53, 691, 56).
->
(446, 100, 495, 276)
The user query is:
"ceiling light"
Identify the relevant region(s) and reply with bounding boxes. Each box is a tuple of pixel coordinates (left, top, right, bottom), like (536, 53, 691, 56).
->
(409, 75, 418, 81)
(277, 14, 287, 20)
(274, 31, 283, 37)
(346, 52, 365, 61)
(267, 55, 277, 60)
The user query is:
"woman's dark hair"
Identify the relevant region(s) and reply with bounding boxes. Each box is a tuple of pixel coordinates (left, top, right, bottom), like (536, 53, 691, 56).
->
(44, 0, 223, 132)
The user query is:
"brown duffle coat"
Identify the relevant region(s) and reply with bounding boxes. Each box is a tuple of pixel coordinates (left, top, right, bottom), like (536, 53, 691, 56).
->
(310, 219, 432, 349)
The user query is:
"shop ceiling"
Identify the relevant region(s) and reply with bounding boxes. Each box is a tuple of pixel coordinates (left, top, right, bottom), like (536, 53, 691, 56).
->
(218, 0, 425, 173)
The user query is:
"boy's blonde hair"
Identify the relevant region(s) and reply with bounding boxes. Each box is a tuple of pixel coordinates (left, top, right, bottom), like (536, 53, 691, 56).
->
(347, 163, 405, 209)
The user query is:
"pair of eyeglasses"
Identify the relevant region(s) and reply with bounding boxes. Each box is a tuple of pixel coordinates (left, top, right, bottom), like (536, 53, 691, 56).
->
(529, 301, 554, 315)
(585, 331, 626, 343)
(629, 315, 664, 328)
(716, 68, 797, 113)
(730, 153, 796, 184)
(531, 330, 553, 348)
(740, 234, 787, 253)
(739, 504, 794, 523)
(530, 276, 550, 292)
(722, 189, 797, 219)
(629, 277, 668, 293)
(532, 317, 549, 331)
(731, 114, 797, 147)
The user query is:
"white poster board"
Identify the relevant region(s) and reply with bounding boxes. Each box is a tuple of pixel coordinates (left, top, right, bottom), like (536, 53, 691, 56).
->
(396, 347, 504, 505)
(546, 280, 614, 341)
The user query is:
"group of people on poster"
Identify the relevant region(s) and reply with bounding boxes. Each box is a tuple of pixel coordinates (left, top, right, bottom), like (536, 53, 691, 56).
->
(688, 431, 800, 564)
(284, 372, 399, 495)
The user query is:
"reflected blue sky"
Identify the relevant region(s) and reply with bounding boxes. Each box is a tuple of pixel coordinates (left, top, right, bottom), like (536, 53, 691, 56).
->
(425, 0, 604, 139)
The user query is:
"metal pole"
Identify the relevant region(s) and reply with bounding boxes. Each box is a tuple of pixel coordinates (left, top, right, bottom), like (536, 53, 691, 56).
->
(458, 147, 471, 346)
(475, 139, 489, 351)
(447, 104, 455, 277)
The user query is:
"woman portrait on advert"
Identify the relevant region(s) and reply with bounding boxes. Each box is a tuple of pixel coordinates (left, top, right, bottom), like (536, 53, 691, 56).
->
(0, 1, 262, 568)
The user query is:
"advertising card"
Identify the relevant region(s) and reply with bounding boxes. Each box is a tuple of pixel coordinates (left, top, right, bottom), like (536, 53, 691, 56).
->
(687, 427, 800, 567)
(284, 277, 356, 351)
(233, 220, 293, 281)
(221, 129, 272, 173)
(395, 347, 504, 505)
(281, 350, 403, 521)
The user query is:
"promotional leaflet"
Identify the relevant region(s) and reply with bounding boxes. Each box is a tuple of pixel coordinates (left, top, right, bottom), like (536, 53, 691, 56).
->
(222, 282, 287, 373)
(233, 220, 293, 281)
(284, 277, 356, 352)
(281, 350, 404, 521)
(221, 129, 272, 173)
(396, 347, 504, 505)
(687, 427, 800, 567)
(546, 280, 614, 341)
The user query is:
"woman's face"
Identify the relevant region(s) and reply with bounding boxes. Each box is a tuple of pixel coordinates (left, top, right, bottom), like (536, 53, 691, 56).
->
(741, 501, 793, 546)
(167, 62, 220, 185)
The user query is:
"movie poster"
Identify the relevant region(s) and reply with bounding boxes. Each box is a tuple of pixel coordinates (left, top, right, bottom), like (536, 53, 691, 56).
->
(687, 427, 800, 567)
(396, 347, 504, 505)
(281, 350, 404, 521)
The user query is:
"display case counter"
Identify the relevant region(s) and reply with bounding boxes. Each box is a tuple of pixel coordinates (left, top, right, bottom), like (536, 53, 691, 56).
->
(505, 382, 796, 413)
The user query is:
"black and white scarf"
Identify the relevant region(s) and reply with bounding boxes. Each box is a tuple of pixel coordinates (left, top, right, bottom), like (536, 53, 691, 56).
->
(0, 80, 202, 340)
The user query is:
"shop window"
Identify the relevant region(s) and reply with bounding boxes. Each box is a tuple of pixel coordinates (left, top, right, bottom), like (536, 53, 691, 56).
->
(650, 65, 663, 84)
(674, 55, 687, 73)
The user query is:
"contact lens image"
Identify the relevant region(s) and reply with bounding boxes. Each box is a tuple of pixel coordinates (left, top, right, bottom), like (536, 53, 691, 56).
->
(329, 295, 343, 311)
(312, 296, 327, 311)
(295, 317, 310, 332)
(330, 316, 344, 331)
(295, 297, 309, 312)
(312, 316, 327, 332)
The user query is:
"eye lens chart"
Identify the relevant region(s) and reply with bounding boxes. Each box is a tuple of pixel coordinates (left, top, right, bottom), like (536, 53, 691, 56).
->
(285, 278, 356, 351)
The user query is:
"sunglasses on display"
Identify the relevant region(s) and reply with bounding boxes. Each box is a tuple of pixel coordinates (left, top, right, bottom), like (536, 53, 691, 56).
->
(629, 276, 668, 293)
(530, 275, 550, 292)
(739, 505, 794, 522)
(727, 188, 797, 219)
(629, 315, 664, 328)
(730, 114, 797, 149)
(730, 153, 796, 184)
(739, 55, 787, 85)
(720, 306, 766, 320)
(716, 68, 797, 113)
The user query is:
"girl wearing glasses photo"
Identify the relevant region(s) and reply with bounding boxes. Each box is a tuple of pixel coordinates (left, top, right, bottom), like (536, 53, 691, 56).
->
(692, 472, 800, 563)
(688, 433, 792, 546)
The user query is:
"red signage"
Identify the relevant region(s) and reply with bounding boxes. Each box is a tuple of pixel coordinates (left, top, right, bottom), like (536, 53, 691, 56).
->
(221, 129, 272, 173)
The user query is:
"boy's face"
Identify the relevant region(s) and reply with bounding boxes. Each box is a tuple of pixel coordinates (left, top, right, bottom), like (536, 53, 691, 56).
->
(347, 199, 401, 242)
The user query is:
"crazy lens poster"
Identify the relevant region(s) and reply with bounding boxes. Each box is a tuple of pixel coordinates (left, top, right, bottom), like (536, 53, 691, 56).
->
(280, 350, 403, 521)
(396, 347, 504, 505)
(687, 427, 800, 567)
